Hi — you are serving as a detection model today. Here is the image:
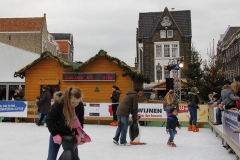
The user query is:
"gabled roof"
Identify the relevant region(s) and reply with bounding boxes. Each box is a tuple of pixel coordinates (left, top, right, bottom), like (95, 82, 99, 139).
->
(14, 50, 151, 83)
(0, 17, 44, 32)
(138, 8, 191, 38)
(79, 50, 151, 83)
(222, 26, 240, 43)
(51, 33, 72, 41)
(14, 51, 80, 78)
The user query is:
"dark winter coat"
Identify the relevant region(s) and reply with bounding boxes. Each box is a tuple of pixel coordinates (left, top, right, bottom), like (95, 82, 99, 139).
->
(116, 89, 139, 118)
(78, 101, 85, 128)
(45, 101, 84, 136)
(36, 90, 51, 114)
(188, 92, 199, 108)
(166, 114, 180, 130)
(110, 91, 120, 103)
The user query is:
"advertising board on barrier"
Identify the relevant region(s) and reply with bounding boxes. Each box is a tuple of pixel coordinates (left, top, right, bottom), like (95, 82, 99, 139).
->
(223, 110, 240, 150)
(0, 101, 28, 117)
(84, 103, 209, 122)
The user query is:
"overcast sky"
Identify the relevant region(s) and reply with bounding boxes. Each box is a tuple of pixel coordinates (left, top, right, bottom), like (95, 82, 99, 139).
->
(1, 0, 240, 66)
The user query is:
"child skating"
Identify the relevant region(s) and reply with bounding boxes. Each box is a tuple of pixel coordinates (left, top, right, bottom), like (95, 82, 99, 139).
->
(166, 108, 181, 147)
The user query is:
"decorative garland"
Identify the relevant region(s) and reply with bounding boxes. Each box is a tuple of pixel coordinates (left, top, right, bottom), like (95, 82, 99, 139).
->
(14, 50, 151, 83)
(79, 50, 151, 83)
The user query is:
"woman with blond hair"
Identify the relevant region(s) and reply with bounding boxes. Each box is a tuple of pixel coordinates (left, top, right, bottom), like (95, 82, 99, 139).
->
(188, 87, 200, 132)
(163, 89, 179, 116)
(45, 87, 91, 160)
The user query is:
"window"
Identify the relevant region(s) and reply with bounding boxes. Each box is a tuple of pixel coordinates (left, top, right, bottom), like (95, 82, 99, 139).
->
(167, 30, 173, 38)
(172, 44, 178, 57)
(155, 42, 179, 58)
(164, 45, 170, 57)
(160, 30, 166, 38)
(164, 70, 170, 78)
(156, 45, 162, 57)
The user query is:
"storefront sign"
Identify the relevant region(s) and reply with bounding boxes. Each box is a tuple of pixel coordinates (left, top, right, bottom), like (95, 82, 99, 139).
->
(62, 72, 116, 81)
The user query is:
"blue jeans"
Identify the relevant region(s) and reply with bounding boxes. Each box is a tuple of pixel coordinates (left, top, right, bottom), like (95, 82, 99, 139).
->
(113, 115, 129, 144)
(47, 135, 78, 160)
(188, 106, 197, 125)
(168, 129, 176, 142)
(216, 108, 223, 123)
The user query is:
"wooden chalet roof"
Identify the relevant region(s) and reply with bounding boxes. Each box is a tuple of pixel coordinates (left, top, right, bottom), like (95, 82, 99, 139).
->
(138, 7, 191, 38)
(0, 17, 44, 32)
(79, 50, 150, 83)
(14, 51, 80, 78)
(14, 50, 151, 83)
(151, 78, 187, 90)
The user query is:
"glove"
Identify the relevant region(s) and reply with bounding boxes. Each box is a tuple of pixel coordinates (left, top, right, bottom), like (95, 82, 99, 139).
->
(76, 135, 85, 145)
(53, 135, 62, 144)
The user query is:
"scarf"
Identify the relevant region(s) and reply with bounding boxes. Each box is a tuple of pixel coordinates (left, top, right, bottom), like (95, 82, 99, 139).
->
(72, 109, 91, 144)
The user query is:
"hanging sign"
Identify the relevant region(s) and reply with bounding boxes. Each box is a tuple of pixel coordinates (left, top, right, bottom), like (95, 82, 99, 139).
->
(62, 72, 116, 81)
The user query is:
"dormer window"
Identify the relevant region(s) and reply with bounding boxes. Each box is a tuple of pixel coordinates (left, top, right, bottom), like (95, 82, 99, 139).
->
(167, 30, 173, 38)
(160, 30, 166, 38)
(160, 30, 173, 38)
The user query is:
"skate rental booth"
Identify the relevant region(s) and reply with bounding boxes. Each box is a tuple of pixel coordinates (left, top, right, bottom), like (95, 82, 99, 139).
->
(13, 50, 149, 122)
(12, 50, 209, 124)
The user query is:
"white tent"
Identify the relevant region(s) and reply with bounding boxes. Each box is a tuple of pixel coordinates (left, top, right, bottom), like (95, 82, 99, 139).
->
(0, 42, 39, 82)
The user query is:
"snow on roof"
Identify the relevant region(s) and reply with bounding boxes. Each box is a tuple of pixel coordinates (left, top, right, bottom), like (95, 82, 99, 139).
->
(0, 42, 39, 82)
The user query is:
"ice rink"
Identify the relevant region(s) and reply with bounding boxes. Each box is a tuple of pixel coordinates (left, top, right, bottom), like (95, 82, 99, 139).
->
(0, 123, 236, 160)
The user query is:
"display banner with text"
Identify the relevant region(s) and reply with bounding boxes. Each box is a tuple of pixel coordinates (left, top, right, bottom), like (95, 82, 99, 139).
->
(84, 103, 208, 122)
(0, 101, 28, 117)
(223, 110, 240, 150)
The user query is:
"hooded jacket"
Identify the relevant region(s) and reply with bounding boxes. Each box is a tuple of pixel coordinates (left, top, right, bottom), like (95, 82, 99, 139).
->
(116, 89, 139, 118)
(221, 88, 239, 106)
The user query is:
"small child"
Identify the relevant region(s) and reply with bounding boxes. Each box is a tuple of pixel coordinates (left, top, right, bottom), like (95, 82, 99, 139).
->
(166, 108, 181, 147)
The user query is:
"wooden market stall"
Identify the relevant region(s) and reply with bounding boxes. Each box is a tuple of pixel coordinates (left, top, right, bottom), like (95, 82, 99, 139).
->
(14, 50, 150, 123)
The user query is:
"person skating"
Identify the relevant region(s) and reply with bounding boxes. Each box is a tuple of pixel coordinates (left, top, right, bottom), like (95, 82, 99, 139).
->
(113, 88, 143, 146)
(188, 87, 200, 132)
(36, 85, 51, 126)
(45, 87, 91, 160)
(110, 85, 121, 126)
(166, 108, 181, 147)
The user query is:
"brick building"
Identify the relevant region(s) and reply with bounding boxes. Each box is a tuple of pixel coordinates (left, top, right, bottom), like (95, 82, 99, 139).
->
(51, 33, 74, 61)
(135, 7, 192, 83)
(217, 26, 240, 81)
(0, 14, 73, 61)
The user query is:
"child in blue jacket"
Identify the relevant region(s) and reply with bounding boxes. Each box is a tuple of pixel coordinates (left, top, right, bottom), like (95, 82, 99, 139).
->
(166, 108, 181, 147)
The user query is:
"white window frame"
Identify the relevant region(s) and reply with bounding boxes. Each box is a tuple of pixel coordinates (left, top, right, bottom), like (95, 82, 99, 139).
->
(160, 30, 166, 38)
(155, 45, 162, 57)
(154, 41, 179, 58)
(167, 30, 173, 38)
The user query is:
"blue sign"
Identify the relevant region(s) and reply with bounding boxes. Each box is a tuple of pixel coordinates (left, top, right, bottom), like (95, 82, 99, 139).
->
(0, 101, 27, 112)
